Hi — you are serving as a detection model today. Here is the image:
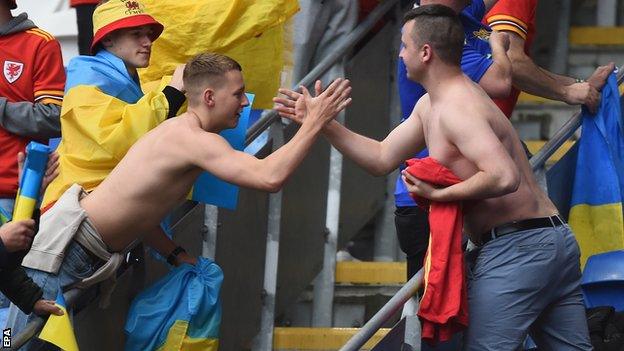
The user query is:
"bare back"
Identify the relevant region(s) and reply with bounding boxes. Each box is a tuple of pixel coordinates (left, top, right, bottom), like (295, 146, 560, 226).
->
(418, 75, 557, 238)
(80, 115, 214, 251)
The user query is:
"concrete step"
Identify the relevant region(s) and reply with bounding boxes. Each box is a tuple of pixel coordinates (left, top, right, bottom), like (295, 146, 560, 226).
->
(335, 262, 406, 285)
(273, 327, 389, 350)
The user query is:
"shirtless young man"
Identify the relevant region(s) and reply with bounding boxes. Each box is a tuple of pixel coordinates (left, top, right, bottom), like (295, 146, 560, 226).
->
(275, 5, 591, 351)
(10, 53, 351, 335)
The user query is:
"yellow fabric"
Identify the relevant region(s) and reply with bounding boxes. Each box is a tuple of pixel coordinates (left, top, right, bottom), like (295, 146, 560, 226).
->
(93, 0, 150, 36)
(42, 83, 169, 208)
(39, 305, 79, 351)
(138, 0, 299, 109)
(155, 320, 219, 351)
(569, 203, 624, 267)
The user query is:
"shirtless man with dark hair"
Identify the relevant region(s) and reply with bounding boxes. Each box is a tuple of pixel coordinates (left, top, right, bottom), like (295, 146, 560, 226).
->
(275, 5, 592, 350)
(10, 52, 352, 336)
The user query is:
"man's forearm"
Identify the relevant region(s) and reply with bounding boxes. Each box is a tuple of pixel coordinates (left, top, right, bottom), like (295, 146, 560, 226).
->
(261, 119, 324, 191)
(142, 225, 177, 258)
(435, 170, 518, 202)
(510, 52, 571, 101)
(322, 120, 392, 176)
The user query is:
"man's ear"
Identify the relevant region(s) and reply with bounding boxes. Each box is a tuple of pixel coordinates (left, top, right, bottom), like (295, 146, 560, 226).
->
(421, 43, 432, 63)
(203, 88, 216, 107)
(101, 35, 114, 49)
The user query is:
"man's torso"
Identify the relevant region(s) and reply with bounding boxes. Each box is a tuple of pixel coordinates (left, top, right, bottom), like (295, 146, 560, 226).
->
(80, 117, 206, 251)
(419, 78, 556, 238)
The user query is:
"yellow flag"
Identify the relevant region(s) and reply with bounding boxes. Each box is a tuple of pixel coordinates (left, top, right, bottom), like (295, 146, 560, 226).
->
(139, 0, 299, 109)
(39, 291, 79, 351)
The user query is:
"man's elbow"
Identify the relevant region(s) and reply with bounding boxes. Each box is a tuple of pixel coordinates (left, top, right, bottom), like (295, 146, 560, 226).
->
(262, 177, 284, 193)
(490, 76, 512, 99)
(496, 170, 520, 195)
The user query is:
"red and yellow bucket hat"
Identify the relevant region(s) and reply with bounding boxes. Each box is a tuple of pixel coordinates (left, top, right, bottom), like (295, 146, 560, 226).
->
(91, 0, 163, 53)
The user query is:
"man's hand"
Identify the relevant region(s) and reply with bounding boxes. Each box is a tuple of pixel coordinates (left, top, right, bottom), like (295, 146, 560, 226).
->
(0, 220, 35, 252)
(402, 170, 444, 201)
(274, 79, 352, 125)
(489, 30, 510, 52)
(587, 62, 615, 91)
(564, 62, 615, 114)
(174, 251, 197, 267)
(33, 299, 64, 316)
(169, 64, 186, 93)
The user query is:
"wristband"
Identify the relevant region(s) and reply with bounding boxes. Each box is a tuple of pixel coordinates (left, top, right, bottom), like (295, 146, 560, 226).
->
(166, 246, 186, 265)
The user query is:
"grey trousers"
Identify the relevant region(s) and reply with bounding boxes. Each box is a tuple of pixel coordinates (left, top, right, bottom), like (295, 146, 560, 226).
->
(464, 224, 592, 351)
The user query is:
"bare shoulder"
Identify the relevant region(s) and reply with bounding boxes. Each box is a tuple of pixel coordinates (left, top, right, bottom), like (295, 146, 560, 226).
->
(408, 93, 430, 122)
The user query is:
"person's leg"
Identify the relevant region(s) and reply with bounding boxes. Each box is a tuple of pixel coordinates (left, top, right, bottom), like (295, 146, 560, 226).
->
(394, 206, 429, 279)
(464, 228, 560, 351)
(529, 226, 592, 350)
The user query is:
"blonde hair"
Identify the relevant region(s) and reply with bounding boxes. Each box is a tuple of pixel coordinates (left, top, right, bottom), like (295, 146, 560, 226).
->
(183, 53, 242, 103)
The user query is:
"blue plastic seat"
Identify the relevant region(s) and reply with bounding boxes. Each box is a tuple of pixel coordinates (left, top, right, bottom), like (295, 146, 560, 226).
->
(582, 250, 624, 311)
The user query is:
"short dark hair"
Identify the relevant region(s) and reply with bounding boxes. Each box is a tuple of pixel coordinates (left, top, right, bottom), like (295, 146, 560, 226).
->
(403, 5, 464, 65)
(184, 53, 242, 103)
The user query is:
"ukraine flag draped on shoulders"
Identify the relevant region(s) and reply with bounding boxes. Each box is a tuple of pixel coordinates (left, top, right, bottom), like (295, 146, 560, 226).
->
(139, 0, 299, 110)
(42, 0, 171, 210)
(125, 257, 223, 351)
(568, 72, 624, 266)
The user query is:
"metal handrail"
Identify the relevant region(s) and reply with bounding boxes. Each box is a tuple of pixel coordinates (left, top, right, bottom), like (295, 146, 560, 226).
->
(245, 0, 400, 146)
(530, 65, 624, 171)
(339, 269, 424, 351)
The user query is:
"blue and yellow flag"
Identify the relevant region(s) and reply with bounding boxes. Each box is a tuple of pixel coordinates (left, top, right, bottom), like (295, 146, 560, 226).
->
(139, 0, 299, 109)
(38, 291, 79, 351)
(568, 72, 624, 266)
(13, 142, 49, 221)
(125, 257, 223, 351)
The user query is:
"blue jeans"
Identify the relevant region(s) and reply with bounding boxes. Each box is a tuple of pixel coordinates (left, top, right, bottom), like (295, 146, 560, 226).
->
(7, 241, 102, 344)
(464, 224, 592, 351)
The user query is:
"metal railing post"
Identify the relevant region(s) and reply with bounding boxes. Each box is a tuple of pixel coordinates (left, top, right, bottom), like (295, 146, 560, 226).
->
(312, 110, 345, 326)
(252, 123, 285, 351)
(202, 204, 218, 259)
(339, 269, 424, 351)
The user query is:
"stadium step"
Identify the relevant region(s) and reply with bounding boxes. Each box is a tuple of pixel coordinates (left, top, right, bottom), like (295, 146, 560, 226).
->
(273, 327, 390, 350)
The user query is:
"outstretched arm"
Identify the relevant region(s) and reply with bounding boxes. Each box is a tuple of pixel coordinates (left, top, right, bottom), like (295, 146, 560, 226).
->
(192, 79, 352, 192)
(505, 31, 614, 113)
(275, 83, 426, 176)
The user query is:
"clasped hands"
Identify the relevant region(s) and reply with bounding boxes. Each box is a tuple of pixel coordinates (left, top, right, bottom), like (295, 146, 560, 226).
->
(273, 79, 352, 124)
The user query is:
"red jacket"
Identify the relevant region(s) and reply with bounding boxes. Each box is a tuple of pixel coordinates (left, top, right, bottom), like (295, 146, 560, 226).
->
(405, 157, 468, 344)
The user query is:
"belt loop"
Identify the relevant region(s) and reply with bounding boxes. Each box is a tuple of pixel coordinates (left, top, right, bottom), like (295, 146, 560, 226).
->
(490, 228, 496, 241)
(555, 214, 564, 226)
(548, 215, 556, 228)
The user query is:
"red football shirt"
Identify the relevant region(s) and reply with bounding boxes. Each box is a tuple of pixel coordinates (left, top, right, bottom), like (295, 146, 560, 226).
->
(0, 27, 65, 197)
(485, 0, 537, 117)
